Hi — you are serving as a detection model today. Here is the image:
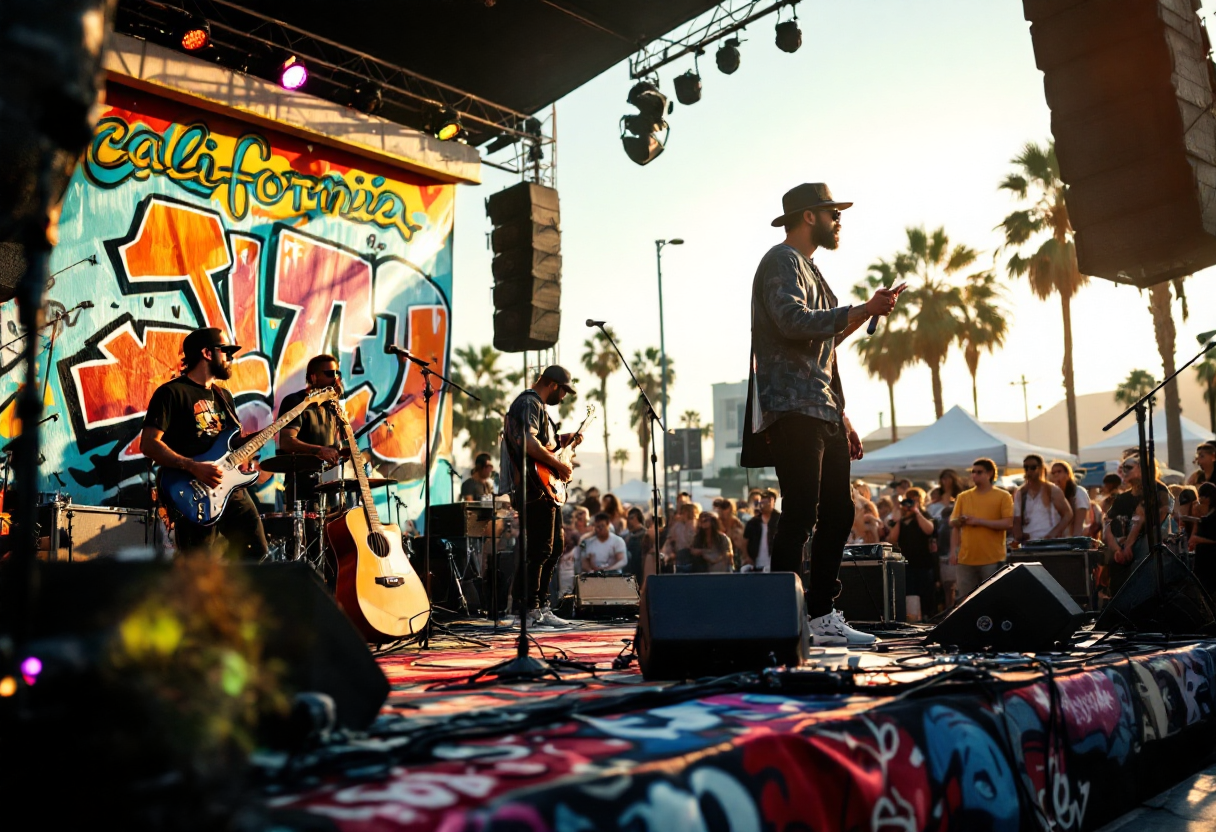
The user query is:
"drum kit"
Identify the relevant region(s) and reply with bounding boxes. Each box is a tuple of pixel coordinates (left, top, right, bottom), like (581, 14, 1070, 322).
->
(256, 453, 399, 577)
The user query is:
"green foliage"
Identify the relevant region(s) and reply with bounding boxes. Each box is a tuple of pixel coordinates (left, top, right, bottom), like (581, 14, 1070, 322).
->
(627, 347, 674, 482)
(450, 344, 514, 458)
(582, 326, 623, 487)
(1115, 369, 1157, 408)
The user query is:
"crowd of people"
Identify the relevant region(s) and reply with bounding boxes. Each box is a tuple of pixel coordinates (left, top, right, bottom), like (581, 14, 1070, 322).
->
(460, 441, 1216, 619)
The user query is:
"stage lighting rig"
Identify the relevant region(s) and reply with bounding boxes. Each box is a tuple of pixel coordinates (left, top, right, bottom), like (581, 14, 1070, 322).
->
(775, 19, 801, 53)
(716, 38, 741, 74)
(620, 81, 671, 166)
(278, 56, 308, 90)
(428, 106, 468, 142)
(673, 70, 702, 105)
(349, 83, 384, 115)
(180, 16, 211, 51)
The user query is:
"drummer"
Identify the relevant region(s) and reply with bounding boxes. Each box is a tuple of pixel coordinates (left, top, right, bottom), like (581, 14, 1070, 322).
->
(277, 354, 344, 507)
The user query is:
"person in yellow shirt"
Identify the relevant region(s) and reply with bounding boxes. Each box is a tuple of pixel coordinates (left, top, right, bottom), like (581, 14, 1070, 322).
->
(949, 457, 1014, 601)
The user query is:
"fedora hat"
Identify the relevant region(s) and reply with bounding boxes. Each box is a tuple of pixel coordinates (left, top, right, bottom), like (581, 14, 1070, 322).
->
(770, 183, 853, 227)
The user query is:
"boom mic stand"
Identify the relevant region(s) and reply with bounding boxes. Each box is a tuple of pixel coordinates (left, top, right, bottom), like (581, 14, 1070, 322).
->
(1097, 334, 1216, 634)
(590, 321, 667, 575)
(398, 351, 486, 650)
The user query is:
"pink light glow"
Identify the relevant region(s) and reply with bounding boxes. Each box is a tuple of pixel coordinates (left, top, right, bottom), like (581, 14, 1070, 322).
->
(280, 61, 308, 90)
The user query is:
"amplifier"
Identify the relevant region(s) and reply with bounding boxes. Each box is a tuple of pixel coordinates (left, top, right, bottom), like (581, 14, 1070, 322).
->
(428, 503, 506, 538)
(575, 573, 639, 619)
(1007, 548, 1101, 610)
(837, 557, 906, 623)
(47, 505, 150, 561)
(843, 543, 895, 560)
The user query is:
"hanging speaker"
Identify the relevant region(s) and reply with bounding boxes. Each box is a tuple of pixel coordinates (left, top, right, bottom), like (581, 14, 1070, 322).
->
(486, 182, 561, 352)
(930, 562, 1085, 652)
(1023, 0, 1216, 286)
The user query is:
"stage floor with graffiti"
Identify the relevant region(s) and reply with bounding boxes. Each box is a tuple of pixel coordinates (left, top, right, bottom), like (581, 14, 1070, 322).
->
(263, 620, 1216, 832)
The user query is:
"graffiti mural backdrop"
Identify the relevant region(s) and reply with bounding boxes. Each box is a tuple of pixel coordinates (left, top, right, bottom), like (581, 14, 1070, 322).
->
(0, 84, 456, 516)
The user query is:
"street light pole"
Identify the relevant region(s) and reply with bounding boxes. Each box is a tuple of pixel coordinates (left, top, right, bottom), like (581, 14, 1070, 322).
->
(1011, 374, 1031, 441)
(656, 238, 683, 514)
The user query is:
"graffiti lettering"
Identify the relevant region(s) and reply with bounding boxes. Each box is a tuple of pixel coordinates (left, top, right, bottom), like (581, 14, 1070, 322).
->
(71, 320, 191, 428)
(85, 115, 421, 241)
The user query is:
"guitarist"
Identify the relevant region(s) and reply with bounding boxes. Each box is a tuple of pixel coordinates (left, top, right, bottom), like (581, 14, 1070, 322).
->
(141, 327, 268, 560)
(501, 365, 581, 628)
(277, 353, 344, 505)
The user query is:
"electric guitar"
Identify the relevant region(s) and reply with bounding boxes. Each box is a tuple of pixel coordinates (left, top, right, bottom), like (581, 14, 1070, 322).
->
(160, 386, 338, 525)
(531, 405, 596, 505)
(325, 405, 430, 643)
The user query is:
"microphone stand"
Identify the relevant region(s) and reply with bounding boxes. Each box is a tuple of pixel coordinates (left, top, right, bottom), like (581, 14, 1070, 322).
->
(1098, 336, 1216, 632)
(396, 352, 484, 650)
(591, 322, 667, 578)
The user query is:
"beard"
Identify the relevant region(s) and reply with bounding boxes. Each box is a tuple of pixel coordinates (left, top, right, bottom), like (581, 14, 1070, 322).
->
(545, 388, 564, 406)
(209, 354, 232, 380)
(812, 220, 839, 250)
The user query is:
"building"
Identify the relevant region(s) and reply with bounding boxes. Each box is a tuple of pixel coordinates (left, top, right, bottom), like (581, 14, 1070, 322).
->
(709, 381, 747, 476)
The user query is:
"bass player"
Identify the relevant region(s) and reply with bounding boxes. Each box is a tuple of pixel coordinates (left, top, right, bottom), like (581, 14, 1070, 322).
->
(141, 327, 268, 560)
(500, 365, 582, 628)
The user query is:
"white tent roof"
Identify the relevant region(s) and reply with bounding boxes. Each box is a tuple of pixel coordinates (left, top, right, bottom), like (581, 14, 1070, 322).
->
(851, 405, 1077, 476)
(612, 478, 654, 504)
(1080, 413, 1213, 458)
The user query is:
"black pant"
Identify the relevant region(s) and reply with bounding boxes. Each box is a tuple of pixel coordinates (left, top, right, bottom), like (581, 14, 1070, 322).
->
(770, 414, 854, 618)
(172, 488, 269, 561)
(514, 498, 564, 610)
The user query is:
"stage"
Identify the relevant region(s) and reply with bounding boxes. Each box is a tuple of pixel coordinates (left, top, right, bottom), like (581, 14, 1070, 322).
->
(259, 619, 1216, 832)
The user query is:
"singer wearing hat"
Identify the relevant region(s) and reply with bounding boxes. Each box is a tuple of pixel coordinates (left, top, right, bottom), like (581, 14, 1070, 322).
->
(740, 183, 903, 646)
(141, 326, 269, 560)
(500, 365, 583, 629)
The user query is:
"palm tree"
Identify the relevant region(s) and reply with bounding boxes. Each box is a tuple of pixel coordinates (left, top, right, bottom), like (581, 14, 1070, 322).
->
(1196, 356, 1216, 433)
(893, 226, 973, 419)
(612, 448, 630, 483)
(1115, 369, 1157, 408)
(957, 270, 1009, 419)
(852, 262, 913, 441)
(1144, 278, 1188, 470)
(582, 326, 622, 489)
(627, 347, 674, 483)
(450, 344, 510, 458)
(998, 140, 1089, 455)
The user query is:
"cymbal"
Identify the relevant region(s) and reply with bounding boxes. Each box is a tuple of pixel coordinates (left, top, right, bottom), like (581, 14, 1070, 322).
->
(314, 477, 398, 494)
(259, 455, 325, 474)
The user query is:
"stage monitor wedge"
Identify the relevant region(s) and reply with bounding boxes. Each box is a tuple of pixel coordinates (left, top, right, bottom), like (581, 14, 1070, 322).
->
(487, 181, 561, 352)
(1023, 0, 1216, 287)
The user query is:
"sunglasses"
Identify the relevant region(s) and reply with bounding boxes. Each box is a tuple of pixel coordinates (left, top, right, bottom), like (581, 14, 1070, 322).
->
(1120, 463, 1137, 472)
(820, 209, 842, 221)
(319, 369, 343, 379)
(1024, 463, 1040, 471)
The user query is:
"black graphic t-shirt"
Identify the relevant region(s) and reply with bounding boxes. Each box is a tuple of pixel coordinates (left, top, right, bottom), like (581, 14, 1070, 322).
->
(143, 375, 236, 458)
(279, 388, 339, 450)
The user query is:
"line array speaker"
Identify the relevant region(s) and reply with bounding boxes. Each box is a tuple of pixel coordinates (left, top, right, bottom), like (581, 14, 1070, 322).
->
(486, 182, 561, 351)
(1023, 0, 1216, 286)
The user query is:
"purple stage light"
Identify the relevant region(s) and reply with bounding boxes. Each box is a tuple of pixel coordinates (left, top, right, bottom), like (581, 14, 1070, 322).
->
(279, 57, 308, 91)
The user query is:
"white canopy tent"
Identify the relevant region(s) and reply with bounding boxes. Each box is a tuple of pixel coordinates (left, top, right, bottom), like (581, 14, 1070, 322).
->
(1079, 413, 1213, 462)
(850, 405, 1076, 477)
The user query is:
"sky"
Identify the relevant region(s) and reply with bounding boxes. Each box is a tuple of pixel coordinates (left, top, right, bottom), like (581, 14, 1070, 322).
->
(447, 0, 1216, 481)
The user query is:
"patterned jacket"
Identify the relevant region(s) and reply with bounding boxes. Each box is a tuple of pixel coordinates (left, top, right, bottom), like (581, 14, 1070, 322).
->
(740, 244, 850, 467)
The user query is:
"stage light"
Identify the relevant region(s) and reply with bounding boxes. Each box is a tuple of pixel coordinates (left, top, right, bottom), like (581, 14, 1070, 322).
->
(775, 20, 802, 53)
(20, 656, 41, 686)
(673, 70, 702, 105)
(350, 83, 383, 115)
(180, 18, 210, 51)
(620, 81, 671, 166)
(426, 106, 465, 141)
(0, 676, 15, 697)
(716, 38, 742, 74)
(279, 56, 308, 91)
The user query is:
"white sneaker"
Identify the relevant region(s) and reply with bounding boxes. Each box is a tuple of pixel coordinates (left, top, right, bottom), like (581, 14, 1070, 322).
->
(536, 605, 572, 627)
(809, 609, 877, 647)
(525, 608, 552, 628)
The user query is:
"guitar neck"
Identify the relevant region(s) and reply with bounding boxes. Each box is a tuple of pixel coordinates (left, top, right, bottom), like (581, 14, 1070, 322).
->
(229, 391, 333, 465)
(336, 411, 383, 534)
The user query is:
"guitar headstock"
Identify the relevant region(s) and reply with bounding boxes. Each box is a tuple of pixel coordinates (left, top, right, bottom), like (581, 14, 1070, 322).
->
(308, 386, 340, 404)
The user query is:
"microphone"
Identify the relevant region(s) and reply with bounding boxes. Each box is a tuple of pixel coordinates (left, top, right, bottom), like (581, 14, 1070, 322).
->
(866, 314, 881, 336)
(385, 344, 430, 365)
(586, 319, 606, 328)
(79, 300, 94, 309)
(51, 471, 66, 487)
(37, 413, 58, 426)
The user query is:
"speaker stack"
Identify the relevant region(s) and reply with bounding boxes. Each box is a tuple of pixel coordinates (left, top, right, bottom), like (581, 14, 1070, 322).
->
(1024, 0, 1216, 285)
(486, 182, 561, 351)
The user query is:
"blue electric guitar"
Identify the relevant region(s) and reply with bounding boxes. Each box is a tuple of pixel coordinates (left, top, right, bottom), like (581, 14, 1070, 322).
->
(160, 386, 339, 525)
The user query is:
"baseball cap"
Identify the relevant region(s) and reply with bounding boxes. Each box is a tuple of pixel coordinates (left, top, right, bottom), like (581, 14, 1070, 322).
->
(540, 365, 576, 395)
(182, 327, 240, 357)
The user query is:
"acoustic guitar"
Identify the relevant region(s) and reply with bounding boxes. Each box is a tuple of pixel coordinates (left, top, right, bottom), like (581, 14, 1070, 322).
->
(531, 405, 595, 505)
(326, 406, 430, 643)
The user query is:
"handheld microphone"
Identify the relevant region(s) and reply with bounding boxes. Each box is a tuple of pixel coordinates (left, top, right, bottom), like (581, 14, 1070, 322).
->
(866, 314, 881, 336)
(385, 344, 430, 365)
(585, 319, 607, 328)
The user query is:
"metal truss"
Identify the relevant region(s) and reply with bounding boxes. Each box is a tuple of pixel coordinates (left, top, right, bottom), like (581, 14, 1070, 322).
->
(628, 0, 801, 80)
